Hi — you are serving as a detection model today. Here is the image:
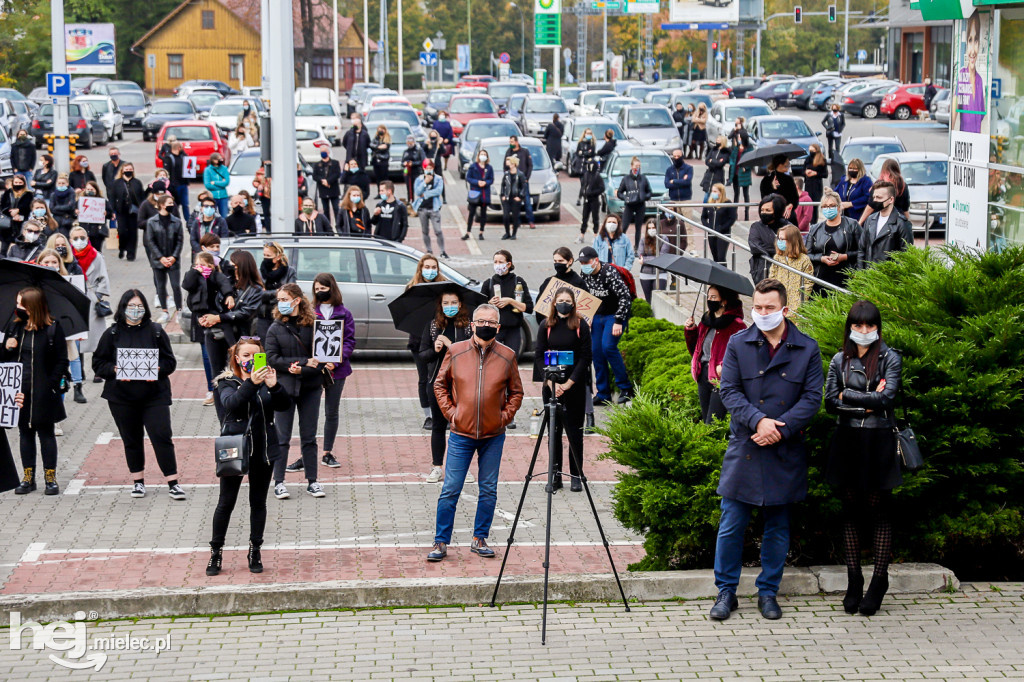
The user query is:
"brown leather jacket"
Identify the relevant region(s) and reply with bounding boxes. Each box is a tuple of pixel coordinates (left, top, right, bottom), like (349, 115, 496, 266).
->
(434, 337, 524, 440)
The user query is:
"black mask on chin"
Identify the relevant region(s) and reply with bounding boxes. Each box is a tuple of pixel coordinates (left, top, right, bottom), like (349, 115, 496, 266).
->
(474, 325, 498, 342)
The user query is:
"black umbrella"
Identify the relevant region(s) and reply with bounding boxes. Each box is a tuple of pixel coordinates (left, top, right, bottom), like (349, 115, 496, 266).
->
(644, 254, 754, 296)
(388, 281, 489, 336)
(0, 259, 91, 336)
(736, 143, 808, 169)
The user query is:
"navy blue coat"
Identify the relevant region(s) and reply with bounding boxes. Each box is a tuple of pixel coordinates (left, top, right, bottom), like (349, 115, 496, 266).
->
(717, 321, 824, 506)
(664, 163, 693, 201)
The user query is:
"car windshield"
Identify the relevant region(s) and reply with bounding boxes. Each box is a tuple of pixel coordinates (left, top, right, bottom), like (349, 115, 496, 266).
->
(295, 130, 321, 141)
(463, 121, 520, 141)
(582, 92, 615, 106)
(626, 108, 673, 128)
(609, 154, 671, 176)
(489, 84, 529, 98)
(901, 161, 948, 185)
(108, 81, 141, 92)
(231, 154, 263, 176)
(368, 109, 417, 127)
(759, 120, 813, 138)
(427, 91, 454, 104)
(722, 104, 772, 121)
(296, 104, 335, 116)
(165, 125, 212, 141)
(190, 93, 221, 106)
(507, 95, 526, 109)
(602, 100, 633, 115)
(449, 98, 496, 114)
(112, 92, 145, 106)
(571, 122, 624, 141)
(524, 98, 567, 114)
(674, 94, 713, 109)
(152, 101, 193, 114)
(384, 124, 413, 142)
(484, 144, 550, 170)
(39, 104, 81, 117)
(844, 143, 903, 165)
(85, 100, 109, 113)
(648, 92, 673, 105)
(209, 102, 243, 117)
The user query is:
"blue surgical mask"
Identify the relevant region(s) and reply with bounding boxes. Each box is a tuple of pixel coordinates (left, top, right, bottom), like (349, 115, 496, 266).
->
(203, 206, 215, 217)
(442, 305, 459, 318)
(32, 208, 46, 218)
(710, 192, 719, 201)
(422, 268, 438, 281)
(277, 300, 294, 315)
(776, 239, 787, 251)
(822, 206, 839, 220)
(581, 263, 595, 275)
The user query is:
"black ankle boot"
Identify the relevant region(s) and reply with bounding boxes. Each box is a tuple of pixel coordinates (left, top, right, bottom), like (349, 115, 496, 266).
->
(550, 472, 563, 491)
(248, 542, 263, 573)
(843, 568, 864, 614)
(43, 469, 58, 495)
(15, 467, 35, 495)
(858, 572, 889, 616)
(206, 547, 223, 576)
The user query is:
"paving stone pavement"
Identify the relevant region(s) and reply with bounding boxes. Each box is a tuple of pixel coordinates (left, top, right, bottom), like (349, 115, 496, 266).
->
(1, 584, 1022, 680)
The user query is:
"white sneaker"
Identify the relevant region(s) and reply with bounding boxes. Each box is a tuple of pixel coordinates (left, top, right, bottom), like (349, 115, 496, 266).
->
(426, 466, 443, 483)
(203, 391, 215, 407)
(131, 482, 146, 498)
(274, 482, 290, 499)
(306, 482, 326, 498)
(155, 310, 169, 324)
(54, 425, 64, 436)
(465, 471, 475, 484)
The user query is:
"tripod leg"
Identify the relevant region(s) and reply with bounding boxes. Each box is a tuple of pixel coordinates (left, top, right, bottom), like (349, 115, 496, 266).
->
(541, 396, 560, 645)
(489, 412, 548, 608)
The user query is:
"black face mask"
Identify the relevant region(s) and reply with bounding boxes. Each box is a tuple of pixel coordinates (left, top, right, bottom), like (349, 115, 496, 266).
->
(314, 290, 332, 302)
(15, 308, 28, 322)
(848, 169, 858, 178)
(553, 262, 569, 276)
(474, 325, 498, 342)
(555, 302, 574, 316)
(868, 199, 887, 212)
(123, 171, 134, 178)
(262, 257, 276, 269)
(707, 300, 722, 314)
(760, 212, 776, 226)
(233, 205, 244, 214)
(672, 157, 683, 168)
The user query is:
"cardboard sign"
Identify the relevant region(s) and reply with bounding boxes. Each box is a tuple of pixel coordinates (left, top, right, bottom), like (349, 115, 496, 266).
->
(116, 348, 159, 381)
(77, 196, 106, 224)
(0, 363, 23, 429)
(182, 156, 199, 179)
(313, 319, 344, 363)
(534, 278, 602, 326)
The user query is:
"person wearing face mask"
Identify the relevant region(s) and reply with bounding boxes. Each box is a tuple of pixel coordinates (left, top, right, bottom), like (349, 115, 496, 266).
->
(411, 168, 444, 256)
(418, 289, 474, 483)
(665, 148, 693, 207)
(69, 224, 112, 375)
(428, 303, 524, 562)
(370, 126, 392, 183)
(294, 196, 332, 235)
(835, 158, 872, 222)
(465, 151, 493, 240)
(1, 173, 34, 251)
(701, 183, 737, 265)
(11, 131, 36, 185)
(202, 153, 231, 220)
(236, 101, 260, 141)
(690, 103, 709, 160)
(229, 127, 254, 156)
(257, 242, 297, 340)
(822, 103, 846, 161)
(50, 173, 79, 236)
(805, 188, 860, 293)
(183, 251, 236, 405)
(338, 186, 371, 236)
(3, 287, 70, 495)
(700, 136, 731, 207)
(189, 198, 229, 260)
(684, 286, 746, 424)
(101, 147, 122, 197)
(44, 232, 83, 275)
(69, 155, 96, 191)
(803, 145, 828, 224)
(158, 140, 190, 221)
(481, 250, 533, 358)
(144, 195, 185, 324)
(6, 220, 45, 263)
(672, 102, 688, 146)
(110, 163, 144, 260)
(593, 214, 635, 271)
(423, 130, 445, 172)
(92, 289, 184, 501)
(32, 154, 57, 200)
(407, 255, 449, 430)
(342, 113, 371, 169)
(711, 278, 824, 622)
(225, 194, 257, 236)
(759, 154, 799, 219)
(577, 246, 633, 405)
(503, 136, 536, 229)
(858, 181, 913, 267)
(768, 225, 814, 313)
(824, 300, 902, 617)
(431, 114, 454, 170)
(533, 288, 593, 491)
(313, 149, 342, 227)
(748, 194, 791, 284)
(544, 113, 564, 171)
(573, 127, 596, 187)
(136, 178, 167, 236)
(636, 218, 670, 303)
(77, 181, 114, 251)
(499, 156, 528, 240)
(400, 136, 425, 207)
(616, 157, 652, 249)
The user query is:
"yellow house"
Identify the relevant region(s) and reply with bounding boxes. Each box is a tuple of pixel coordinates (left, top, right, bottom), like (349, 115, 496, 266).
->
(132, 0, 374, 95)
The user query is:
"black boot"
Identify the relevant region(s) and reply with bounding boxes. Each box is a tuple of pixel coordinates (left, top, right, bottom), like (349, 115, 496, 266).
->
(248, 542, 263, 573)
(858, 572, 889, 616)
(550, 472, 563, 491)
(584, 413, 596, 435)
(14, 467, 35, 495)
(43, 468, 58, 495)
(843, 568, 864, 614)
(206, 547, 223, 576)
(73, 383, 87, 404)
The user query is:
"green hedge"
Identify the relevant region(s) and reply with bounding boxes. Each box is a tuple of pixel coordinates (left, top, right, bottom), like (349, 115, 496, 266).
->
(603, 246, 1024, 578)
(383, 73, 424, 90)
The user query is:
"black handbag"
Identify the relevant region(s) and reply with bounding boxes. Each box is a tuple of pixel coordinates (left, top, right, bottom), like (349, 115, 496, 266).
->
(94, 297, 113, 318)
(215, 410, 254, 477)
(889, 398, 923, 472)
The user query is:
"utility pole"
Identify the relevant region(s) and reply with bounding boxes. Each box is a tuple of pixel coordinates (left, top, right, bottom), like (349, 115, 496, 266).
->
(268, 0, 298, 234)
(51, 0, 70, 175)
(843, 0, 850, 71)
(333, 0, 339, 93)
(468, 0, 472, 73)
(363, 0, 370, 82)
(260, 0, 270, 96)
(397, 0, 404, 93)
(603, 8, 608, 82)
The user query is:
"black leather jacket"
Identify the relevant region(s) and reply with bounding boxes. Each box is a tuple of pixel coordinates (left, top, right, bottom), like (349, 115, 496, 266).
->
(805, 217, 861, 268)
(143, 214, 184, 267)
(859, 211, 914, 267)
(500, 171, 528, 202)
(824, 342, 902, 429)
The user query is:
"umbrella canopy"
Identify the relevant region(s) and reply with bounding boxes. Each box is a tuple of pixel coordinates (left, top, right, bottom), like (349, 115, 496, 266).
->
(388, 281, 490, 336)
(736, 143, 808, 169)
(0, 259, 91, 336)
(644, 254, 754, 296)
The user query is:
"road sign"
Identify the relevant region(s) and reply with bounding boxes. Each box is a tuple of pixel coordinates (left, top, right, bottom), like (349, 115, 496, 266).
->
(535, 14, 561, 46)
(535, 0, 560, 13)
(423, 37, 434, 52)
(147, 54, 155, 69)
(625, 0, 658, 13)
(644, 57, 655, 66)
(46, 73, 71, 98)
(499, 52, 511, 64)
(591, 0, 621, 7)
(715, 51, 724, 62)
(457, 44, 470, 72)
(435, 38, 447, 51)
(992, 78, 1002, 100)
(856, 49, 868, 61)
(419, 52, 438, 66)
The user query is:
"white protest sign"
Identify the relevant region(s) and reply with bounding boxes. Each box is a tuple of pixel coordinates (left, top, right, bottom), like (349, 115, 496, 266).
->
(313, 319, 344, 363)
(77, 196, 106, 224)
(116, 348, 159, 381)
(182, 156, 199, 179)
(534, 278, 602, 326)
(0, 363, 23, 428)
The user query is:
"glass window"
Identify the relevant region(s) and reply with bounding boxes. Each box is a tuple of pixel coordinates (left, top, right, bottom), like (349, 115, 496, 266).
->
(363, 250, 420, 285)
(295, 104, 335, 116)
(229, 55, 244, 81)
(201, 10, 214, 29)
(524, 97, 567, 113)
(168, 55, 183, 80)
(295, 247, 359, 282)
(626, 108, 673, 128)
(152, 101, 194, 114)
(230, 153, 262, 176)
(164, 125, 212, 140)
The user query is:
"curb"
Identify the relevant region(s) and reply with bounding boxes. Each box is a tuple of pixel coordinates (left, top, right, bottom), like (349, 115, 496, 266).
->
(0, 563, 956, 624)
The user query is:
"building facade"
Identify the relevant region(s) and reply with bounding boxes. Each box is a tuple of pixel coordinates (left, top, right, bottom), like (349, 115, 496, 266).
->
(891, 0, 955, 86)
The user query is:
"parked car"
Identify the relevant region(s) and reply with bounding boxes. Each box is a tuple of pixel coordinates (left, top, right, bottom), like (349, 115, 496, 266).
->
(0, 125, 12, 179)
(423, 89, 458, 124)
(809, 80, 846, 110)
(365, 107, 427, 143)
(616, 104, 681, 149)
(602, 147, 671, 217)
(445, 93, 500, 137)
(294, 100, 343, 145)
(89, 80, 145, 97)
(645, 89, 684, 107)
(518, 94, 568, 136)
(487, 82, 532, 110)
(173, 80, 238, 97)
(469, 136, 561, 222)
(142, 99, 199, 141)
(840, 136, 907, 168)
(881, 83, 928, 120)
(345, 82, 383, 116)
(69, 77, 107, 95)
(669, 92, 715, 112)
(869, 151, 948, 232)
(72, 95, 124, 141)
(295, 126, 332, 160)
(790, 77, 836, 110)
(226, 148, 314, 198)
(657, 79, 689, 90)
(597, 97, 640, 121)
(154, 121, 231, 174)
(624, 84, 662, 102)
(207, 96, 266, 135)
(556, 86, 585, 112)
(686, 80, 733, 102)
(560, 117, 626, 176)
(30, 102, 108, 148)
(575, 90, 617, 116)
(361, 95, 418, 119)
(0, 98, 30, 137)
(706, 99, 774, 141)
(456, 75, 495, 90)
(840, 83, 897, 119)
(745, 115, 821, 175)
(364, 120, 416, 178)
(929, 88, 951, 119)
(456, 118, 523, 177)
(725, 77, 765, 99)
(934, 94, 952, 125)
(187, 90, 224, 117)
(502, 93, 528, 122)
(28, 87, 50, 107)
(746, 79, 797, 110)
(110, 90, 150, 130)
(611, 80, 643, 96)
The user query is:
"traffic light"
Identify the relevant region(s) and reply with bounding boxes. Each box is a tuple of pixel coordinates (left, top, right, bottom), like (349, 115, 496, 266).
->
(828, 4, 837, 22)
(711, 41, 718, 51)
(794, 6, 802, 23)
(834, 41, 843, 58)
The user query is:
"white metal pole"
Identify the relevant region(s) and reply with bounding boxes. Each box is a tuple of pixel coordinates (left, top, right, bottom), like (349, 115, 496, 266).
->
(554, 46, 560, 90)
(333, 0, 340, 93)
(51, 0, 70, 175)
(842, 0, 850, 71)
(260, 0, 270, 94)
(602, 9, 608, 83)
(397, 0, 404, 94)
(363, 0, 371, 83)
(268, 0, 298, 235)
(239, 59, 245, 93)
(755, 26, 761, 78)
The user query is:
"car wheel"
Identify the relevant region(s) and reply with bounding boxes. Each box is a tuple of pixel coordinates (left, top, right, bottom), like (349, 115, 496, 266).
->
(895, 105, 911, 121)
(82, 130, 93, 149)
(862, 104, 878, 119)
(117, 126, 124, 141)
(766, 98, 778, 110)
(98, 129, 108, 146)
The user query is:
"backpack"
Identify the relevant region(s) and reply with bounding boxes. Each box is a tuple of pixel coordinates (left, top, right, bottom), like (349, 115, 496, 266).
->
(610, 264, 637, 300)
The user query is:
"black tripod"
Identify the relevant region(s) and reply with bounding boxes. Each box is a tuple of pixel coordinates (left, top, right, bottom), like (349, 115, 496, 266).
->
(489, 387, 630, 644)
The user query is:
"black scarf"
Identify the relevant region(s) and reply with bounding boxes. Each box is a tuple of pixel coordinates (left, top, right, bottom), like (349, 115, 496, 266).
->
(261, 262, 289, 290)
(701, 309, 741, 330)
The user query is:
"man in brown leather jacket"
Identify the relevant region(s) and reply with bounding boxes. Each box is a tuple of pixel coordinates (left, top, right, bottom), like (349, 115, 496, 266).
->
(427, 304, 524, 562)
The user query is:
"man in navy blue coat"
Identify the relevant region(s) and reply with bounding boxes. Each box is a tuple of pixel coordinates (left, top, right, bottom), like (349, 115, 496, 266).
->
(710, 278, 824, 622)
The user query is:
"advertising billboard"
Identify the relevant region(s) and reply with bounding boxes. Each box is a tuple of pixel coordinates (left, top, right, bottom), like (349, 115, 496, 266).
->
(668, 0, 739, 24)
(66, 23, 116, 74)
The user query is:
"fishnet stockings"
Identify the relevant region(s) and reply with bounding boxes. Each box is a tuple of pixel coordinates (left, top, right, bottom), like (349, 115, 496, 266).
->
(842, 490, 893, 575)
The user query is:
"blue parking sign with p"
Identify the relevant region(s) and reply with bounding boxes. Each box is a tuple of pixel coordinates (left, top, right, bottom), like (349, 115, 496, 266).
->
(47, 73, 71, 97)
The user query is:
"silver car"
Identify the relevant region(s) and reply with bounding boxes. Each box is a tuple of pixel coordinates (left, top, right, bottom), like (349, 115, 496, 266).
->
(575, 90, 617, 116)
(72, 95, 125, 141)
(368, 120, 415, 176)
(518, 94, 568, 137)
(616, 104, 681, 149)
(869, 152, 948, 232)
(597, 97, 639, 121)
(0, 125, 12, 179)
(706, 99, 775, 141)
(456, 118, 523, 178)
(471, 136, 561, 221)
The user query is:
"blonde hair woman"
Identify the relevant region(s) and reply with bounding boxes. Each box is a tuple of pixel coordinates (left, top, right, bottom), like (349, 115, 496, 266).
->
(769, 224, 813, 313)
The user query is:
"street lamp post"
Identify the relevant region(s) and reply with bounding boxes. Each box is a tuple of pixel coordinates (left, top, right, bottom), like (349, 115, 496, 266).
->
(509, 2, 525, 75)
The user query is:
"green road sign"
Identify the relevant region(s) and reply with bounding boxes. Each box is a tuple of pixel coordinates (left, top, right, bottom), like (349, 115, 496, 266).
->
(591, 1, 621, 8)
(535, 14, 561, 46)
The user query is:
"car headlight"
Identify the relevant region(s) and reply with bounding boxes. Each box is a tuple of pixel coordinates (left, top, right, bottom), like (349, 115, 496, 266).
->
(542, 178, 558, 193)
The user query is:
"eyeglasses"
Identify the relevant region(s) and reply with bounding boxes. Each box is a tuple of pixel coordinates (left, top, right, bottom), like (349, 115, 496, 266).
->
(239, 335, 261, 341)
(25, 230, 41, 235)
(473, 320, 499, 327)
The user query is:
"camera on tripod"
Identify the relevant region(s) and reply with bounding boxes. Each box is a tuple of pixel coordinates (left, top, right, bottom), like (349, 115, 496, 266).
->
(543, 350, 574, 385)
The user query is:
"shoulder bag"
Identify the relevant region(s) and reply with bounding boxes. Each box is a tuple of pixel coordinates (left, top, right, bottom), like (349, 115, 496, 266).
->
(215, 407, 254, 477)
(889, 373, 923, 472)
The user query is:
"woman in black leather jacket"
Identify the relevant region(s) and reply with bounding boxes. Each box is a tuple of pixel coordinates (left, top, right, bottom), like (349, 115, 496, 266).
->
(824, 299, 903, 619)
(199, 250, 264, 397)
(804, 188, 860, 294)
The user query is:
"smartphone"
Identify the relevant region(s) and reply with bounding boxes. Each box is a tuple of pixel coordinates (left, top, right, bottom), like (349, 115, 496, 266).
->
(253, 353, 267, 372)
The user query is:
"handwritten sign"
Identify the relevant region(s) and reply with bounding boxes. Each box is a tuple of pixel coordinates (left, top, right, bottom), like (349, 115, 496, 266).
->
(313, 319, 344, 363)
(77, 196, 106, 224)
(0, 363, 23, 428)
(116, 348, 159, 381)
(534, 278, 602, 326)
(182, 156, 199, 179)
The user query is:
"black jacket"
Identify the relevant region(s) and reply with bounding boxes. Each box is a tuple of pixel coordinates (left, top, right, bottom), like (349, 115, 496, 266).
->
(418, 318, 473, 383)
(574, 138, 596, 173)
(69, 169, 96, 191)
(110, 177, 145, 217)
(500, 171, 528, 203)
(822, 111, 846, 135)
(481, 271, 534, 329)
(217, 374, 292, 464)
(342, 126, 371, 168)
(218, 283, 263, 345)
(805, 216, 860, 271)
(144, 214, 184, 267)
(534, 270, 589, 325)
(504, 147, 533, 180)
(6, 239, 43, 263)
(0, 320, 69, 428)
(701, 205, 737, 236)
(825, 343, 901, 429)
(1, 189, 34, 235)
(92, 321, 175, 406)
(617, 172, 652, 206)
(533, 317, 593, 386)
(10, 139, 36, 172)
(748, 207, 791, 284)
(701, 145, 730, 192)
(266, 319, 322, 396)
(49, 187, 78, 231)
(340, 207, 371, 236)
(760, 171, 799, 216)
(581, 162, 605, 198)
(597, 139, 616, 165)
(343, 168, 371, 198)
(371, 134, 390, 165)
(371, 199, 409, 241)
(582, 262, 632, 323)
(158, 145, 187, 187)
(33, 169, 57, 197)
(423, 140, 444, 169)
(859, 211, 914, 267)
(259, 263, 297, 319)
(182, 268, 235, 339)
(226, 209, 257, 236)
(543, 121, 563, 163)
(313, 159, 342, 198)
(101, 160, 123, 194)
(294, 213, 332, 235)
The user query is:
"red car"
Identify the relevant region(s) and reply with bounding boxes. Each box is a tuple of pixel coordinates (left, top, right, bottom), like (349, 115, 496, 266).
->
(456, 75, 495, 90)
(880, 83, 927, 120)
(444, 94, 500, 137)
(154, 121, 231, 175)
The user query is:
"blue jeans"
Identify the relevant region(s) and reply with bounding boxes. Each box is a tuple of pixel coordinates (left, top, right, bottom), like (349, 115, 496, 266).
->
(591, 314, 630, 400)
(172, 185, 190, 223)
(433, 432, 506, 544)
(524, 190, 534, 224)
(714, 497, 790, 597)
(200, 342, 214, 391)
(214, 197, 229, 221)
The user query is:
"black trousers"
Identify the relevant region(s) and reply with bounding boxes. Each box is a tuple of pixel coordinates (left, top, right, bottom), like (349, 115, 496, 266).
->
(427, 388, 448, 467)
(542, 384, 585, 477)
(273, 387, 323, 483)
(372, 162, 389, 184)
(320, 195, 340, 228)
(117, 212, 138, 259)
(260, 196, 271, 232)
(501, 201, 522, 237)
(709, 233, 730, 265)
(210, 452, 273, 549)
(20, 423, 57, 471)
(495, 325, 522, 356)
(411, 350, 430, 409)
(581, 196, 601, 234)
(108, 402, 178, 476)
(466, 203, 487, 233)
(623, 203, 646, 249)
(205, 332, 231, 422)
(697, 362, 727, 424)
(322, 378, 347, 453)
(827, 134, 841, 160)
(152, 265, 182, 310)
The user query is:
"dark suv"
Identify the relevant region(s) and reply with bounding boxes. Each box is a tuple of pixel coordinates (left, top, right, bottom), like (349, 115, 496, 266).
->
(30, 102, 108, 148)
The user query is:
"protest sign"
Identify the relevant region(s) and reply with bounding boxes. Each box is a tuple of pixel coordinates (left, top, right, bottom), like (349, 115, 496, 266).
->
(534, 279, 601, 325)
(0, 363, 23, 429)
(313, 319, 344, 363)
(116, 348, 159, 381)
(183, 156, 199, 179)
(77, 196, 106, 224)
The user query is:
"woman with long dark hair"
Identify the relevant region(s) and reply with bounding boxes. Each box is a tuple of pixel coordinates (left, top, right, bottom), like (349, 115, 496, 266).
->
(407, 254, 447, 430)
(201, 250, 264, 384)
(310, 273, 356, 470)
(256, 242, 296, 340)
(824, 300, 902, 617)
(481, 249, 533, 356)
(2, 287, 69, 495)
(803, 144, 828, 224)
(418, 287, 473, 483)
(860, 158, 910, 224)
(92, 289, 184, 500)
(182, 250, 236, 407)
(110, 162, 144, 261)
(207, 337, 291, 576)
(683, 286, 746, 424)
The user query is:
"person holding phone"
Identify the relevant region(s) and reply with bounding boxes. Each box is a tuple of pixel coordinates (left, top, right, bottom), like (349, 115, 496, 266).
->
(805, 188, 860, 294)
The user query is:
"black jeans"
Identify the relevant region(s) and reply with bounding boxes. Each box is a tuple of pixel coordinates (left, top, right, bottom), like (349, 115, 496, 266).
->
(117, 212, 138, 259)
(427, 388, 448, 467)
(108, 402, 178, 476)
(495, 325, 522, 357)
(152, 265, 182, 311)
(501, 200, 522, 237)
(542, 384, 585, 477)
(581, 196, 601, 234)
(827, 134, 841, 160)
(320, 195, 340, 228)
(210, 452, 273, 549)
(732, 182, 750, 219)
(205, 332, 231, 421)
(372, 162, 389, 184)
(273, 387, 323, 483)
(467, 203, 487, 233)
(709, 234, 730, 265)
(20, 423, 57, 470)
(412, 350, 430, 409)
(697, 362, 727, 424)
(639, 276, 664, 303)
(322, 378, 347, 453)
(623, 203, 646, 249)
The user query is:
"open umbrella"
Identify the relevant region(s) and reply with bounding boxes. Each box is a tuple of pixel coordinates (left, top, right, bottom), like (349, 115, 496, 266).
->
(0, 260, 91, 335)
(388, 281, 489, 336)
(644, 254, 754, 296)
(736, 143, 808, 169)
